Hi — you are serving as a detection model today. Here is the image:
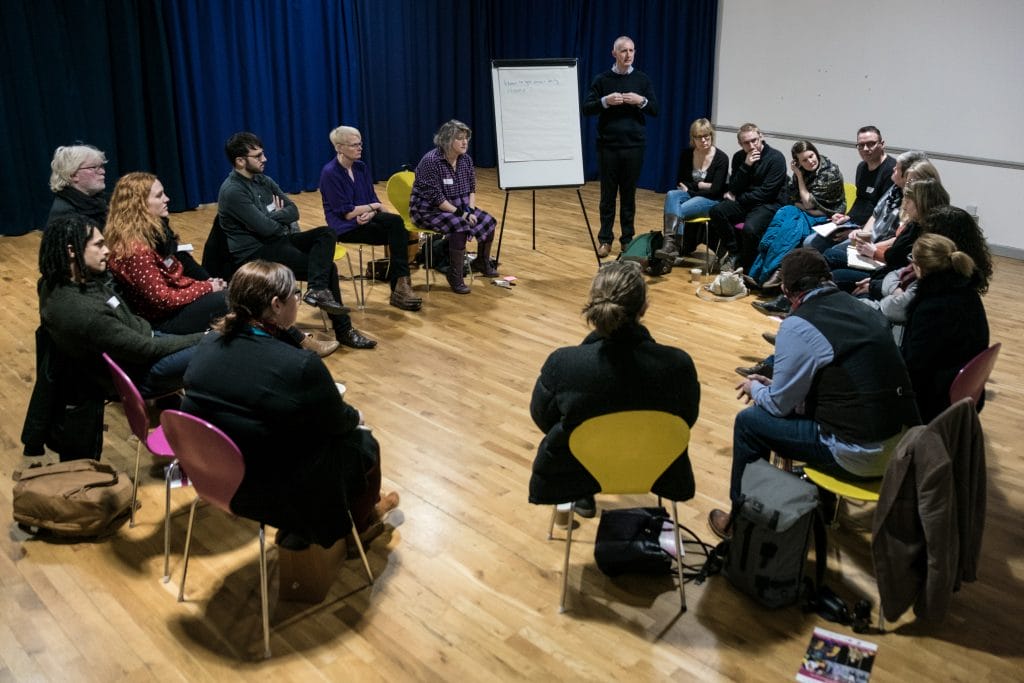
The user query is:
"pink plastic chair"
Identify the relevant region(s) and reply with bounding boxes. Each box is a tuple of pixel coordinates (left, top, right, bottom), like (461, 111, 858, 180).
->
(102, 354, 180, 580)
(949, 342, 1001, 406)
(160, 410, 375, 659)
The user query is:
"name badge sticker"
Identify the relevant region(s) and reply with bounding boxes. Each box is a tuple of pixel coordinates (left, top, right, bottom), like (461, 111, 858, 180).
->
(443, 178, 454, 185)
(105, 296, 121, 309)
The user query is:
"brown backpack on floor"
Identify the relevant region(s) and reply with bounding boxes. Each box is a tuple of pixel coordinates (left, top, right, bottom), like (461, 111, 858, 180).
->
(12, 460, 134, 537)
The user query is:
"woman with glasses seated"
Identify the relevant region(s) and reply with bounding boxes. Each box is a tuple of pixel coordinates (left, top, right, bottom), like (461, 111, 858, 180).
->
(529, 260, 700, 518)
(655, 118, 729, 261)
(409, 119, 498, 294)
(182, 261, 399, 550)
(320, 125, 422, 311)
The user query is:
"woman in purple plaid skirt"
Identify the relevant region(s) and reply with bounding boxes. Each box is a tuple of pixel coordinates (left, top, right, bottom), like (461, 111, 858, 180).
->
(409, 120, 498, 294)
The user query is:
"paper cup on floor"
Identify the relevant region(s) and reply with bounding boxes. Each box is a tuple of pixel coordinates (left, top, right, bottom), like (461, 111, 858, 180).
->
(690, 267, 702, 282)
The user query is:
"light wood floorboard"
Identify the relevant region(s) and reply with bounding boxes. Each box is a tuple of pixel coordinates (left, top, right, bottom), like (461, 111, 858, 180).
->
(0, 168, 1021, 680)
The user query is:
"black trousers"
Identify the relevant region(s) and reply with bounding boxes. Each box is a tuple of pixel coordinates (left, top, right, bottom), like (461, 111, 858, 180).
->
(338, 211, 412, 283)
(708, 200, 778, 269)
(253, 227, 351, 333)
(597, 145, 645, 246)
(154, 290, 228, 335)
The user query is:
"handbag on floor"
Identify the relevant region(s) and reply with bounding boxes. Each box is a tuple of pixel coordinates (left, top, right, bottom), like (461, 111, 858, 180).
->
(594, 506, 673, 576)
(13, 460, 133, 537)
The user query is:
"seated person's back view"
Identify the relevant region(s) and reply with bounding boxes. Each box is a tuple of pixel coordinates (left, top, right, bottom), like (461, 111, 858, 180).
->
(217, 131, 375, 349)
(529, 260, 701, 518)
(181, 261, 398, 549)
(38, 215, 202, 397)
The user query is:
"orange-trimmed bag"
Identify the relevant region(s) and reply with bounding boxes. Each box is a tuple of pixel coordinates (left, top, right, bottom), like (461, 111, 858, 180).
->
(13, 460, 133, 537)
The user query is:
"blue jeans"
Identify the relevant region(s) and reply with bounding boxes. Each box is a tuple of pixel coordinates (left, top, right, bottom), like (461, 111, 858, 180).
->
(663, 190, 718, 224)
(730, 405, 848, 504)
(137, 334, 198, 397)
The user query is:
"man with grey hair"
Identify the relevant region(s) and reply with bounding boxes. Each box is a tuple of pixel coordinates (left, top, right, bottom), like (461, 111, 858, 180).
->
(582, 35, 658, 258)
(47, 144, 109, 228)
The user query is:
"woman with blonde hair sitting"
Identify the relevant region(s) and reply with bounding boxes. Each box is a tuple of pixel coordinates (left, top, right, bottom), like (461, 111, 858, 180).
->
(901, 233, 989, 422)
(529, 260, 700, 517)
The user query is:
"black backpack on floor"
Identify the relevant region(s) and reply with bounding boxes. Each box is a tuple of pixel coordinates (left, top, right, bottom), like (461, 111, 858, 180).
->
(720, 460, 826, 608)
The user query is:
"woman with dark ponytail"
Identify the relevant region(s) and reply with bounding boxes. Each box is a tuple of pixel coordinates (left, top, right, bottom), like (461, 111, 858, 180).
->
(529, 261, 701, 517)
(182, 261, 398, 549)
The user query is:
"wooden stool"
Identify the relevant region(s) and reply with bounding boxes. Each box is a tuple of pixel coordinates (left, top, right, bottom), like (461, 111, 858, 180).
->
(277, 539, 347, 603)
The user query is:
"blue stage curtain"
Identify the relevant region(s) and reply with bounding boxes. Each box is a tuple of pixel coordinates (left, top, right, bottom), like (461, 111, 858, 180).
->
(576, 1, 719, 194)
(0, 0, 187, 235)
(161, 0, 363, 210)
(4, 0, 717, 236)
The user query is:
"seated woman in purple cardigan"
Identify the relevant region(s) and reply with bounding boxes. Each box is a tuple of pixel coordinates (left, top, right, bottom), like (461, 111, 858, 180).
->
(409, 119, 498, 294)
(320, 125, 422, 312)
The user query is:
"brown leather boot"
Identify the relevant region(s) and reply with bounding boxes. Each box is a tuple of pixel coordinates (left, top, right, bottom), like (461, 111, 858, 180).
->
(389, 275, 422, 311)
(447, 248, 470, 294)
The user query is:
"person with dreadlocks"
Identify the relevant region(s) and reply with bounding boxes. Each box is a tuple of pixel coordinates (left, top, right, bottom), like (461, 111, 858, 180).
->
(38, 214, 202, 398)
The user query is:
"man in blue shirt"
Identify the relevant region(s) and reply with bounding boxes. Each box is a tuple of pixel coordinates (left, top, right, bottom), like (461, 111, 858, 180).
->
(709, 249, 919, 538)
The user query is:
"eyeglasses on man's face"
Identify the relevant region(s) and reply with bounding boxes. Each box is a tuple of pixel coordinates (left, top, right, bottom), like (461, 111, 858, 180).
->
(856, 140, 881, 151)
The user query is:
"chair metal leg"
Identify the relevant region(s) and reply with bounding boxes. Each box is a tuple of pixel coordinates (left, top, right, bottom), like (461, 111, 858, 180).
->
(547, 506, 558, 540)
(130, 441, 143, 527)
(342, 252, 361, 309)
(177, 497, 201, 602)
(258, 524, 271, 659)
(671, 501, 687, 613)
(163, 459, 180, 582)
(346, 250, 366, 310)
(559, 503, 575, 613)
(348, 510, 374, 584)
(423, 233, 433, 292)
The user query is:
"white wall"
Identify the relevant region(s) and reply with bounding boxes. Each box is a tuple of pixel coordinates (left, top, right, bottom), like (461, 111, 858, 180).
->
(713, 0, 1024, 256)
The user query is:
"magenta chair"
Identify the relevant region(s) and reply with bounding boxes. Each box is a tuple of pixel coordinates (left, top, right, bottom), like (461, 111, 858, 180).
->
(160, 410, 376, 659)
(102, 354, 181, 579)
(159, 410, 271, 658)
(949, 343, 1001, 406)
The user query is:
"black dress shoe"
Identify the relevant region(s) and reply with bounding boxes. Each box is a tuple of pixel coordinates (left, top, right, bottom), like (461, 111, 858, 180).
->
(751, 294, 791, 315)
(339, 328, 377, 349)
(302, 288, 349, 315)
(735, 359, 774, 379)
(762, 331, 777, 346)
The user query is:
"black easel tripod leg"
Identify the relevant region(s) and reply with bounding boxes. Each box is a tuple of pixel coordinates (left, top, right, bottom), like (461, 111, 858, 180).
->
(577, 189, 601, 268)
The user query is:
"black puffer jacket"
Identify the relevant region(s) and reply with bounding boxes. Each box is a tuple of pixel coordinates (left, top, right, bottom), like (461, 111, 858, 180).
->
(529, 323, 700, 504)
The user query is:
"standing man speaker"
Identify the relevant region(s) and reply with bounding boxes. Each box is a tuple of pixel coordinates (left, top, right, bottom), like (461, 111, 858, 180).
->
(582, 36, 658, 259)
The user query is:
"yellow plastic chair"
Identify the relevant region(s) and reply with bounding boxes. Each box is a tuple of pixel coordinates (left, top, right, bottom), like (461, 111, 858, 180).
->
(843, 182, 857, 214)
(683, 216, 712, 272)
(552, 410, 692, 613)
(386, 169, 448, 291)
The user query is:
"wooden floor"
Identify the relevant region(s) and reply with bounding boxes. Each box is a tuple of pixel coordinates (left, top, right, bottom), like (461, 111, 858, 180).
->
(1, 169, 1022, 681)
